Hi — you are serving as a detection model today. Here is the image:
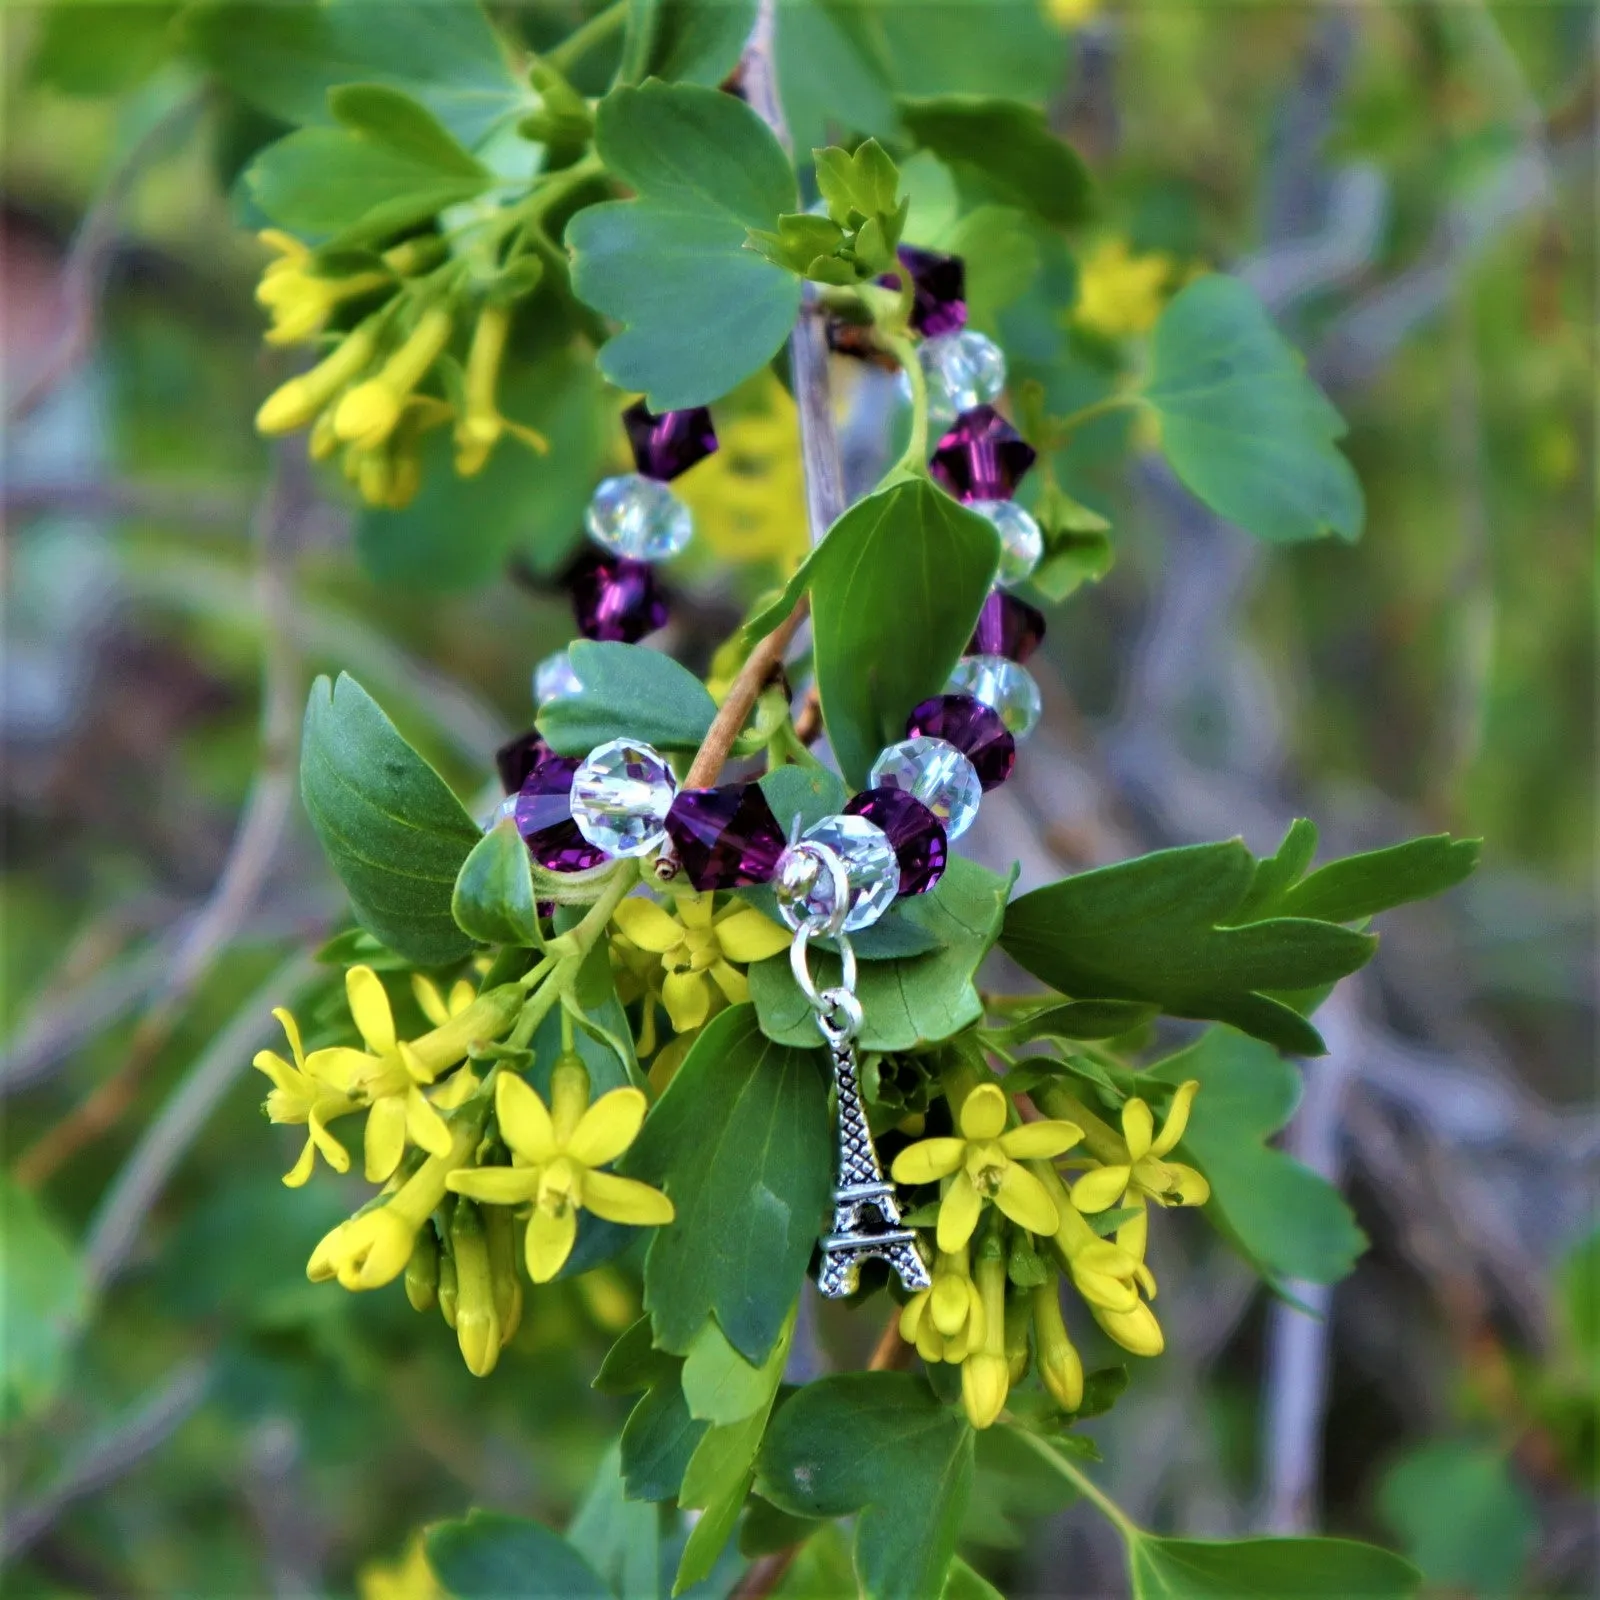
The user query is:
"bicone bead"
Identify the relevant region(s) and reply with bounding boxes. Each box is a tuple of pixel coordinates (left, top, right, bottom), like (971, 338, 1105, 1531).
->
(889, 245, 967, 339)
(775, 815, 900, 934)
(623, 400, 718, 482)
(584, 473, 693, 562)
(569, 550, 669, 643)
(533, 649, 582, 706)
(570, 738, 676, 858)
(516, 755, 609, 872)
(664, 782, 787, 891)
(947, 654, 1042, 738)
(969, 591, 1046, 664)
(930, 406, 1037, 503)
(843, 787, 947, 896)
(972, 498, 1043, 587)
(496, 729, 550, 795)
(870, 736, 983, 840)
(917, 331, 1007, 429)
(905, 694, 1017, 790)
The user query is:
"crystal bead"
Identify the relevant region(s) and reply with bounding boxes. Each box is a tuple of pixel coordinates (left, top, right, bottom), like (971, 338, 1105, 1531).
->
(516, 756, 609, 871)
(775, 815, 900, 933)
(570, 738, 676, 858)
(969, 591, 1046, 663)
(665, 783, 786, 891)
(483, 792, 519, 830)
(496, 729, 550, 795)
(533, 649, 582, 706)
(883, 245, 967, 339)
(918, 331, 1006, 430)
(972, 499, 1043, 587)
(930, 406, 1037, 503)
(843, 787, 947, 896)
(870, 736, 983, 840)
(623, 400, 718, 482)
(905, 694, 1016, 791)
(569, 551, 669, 643)
(947, 654, 1042, 738)
(584, 473, 692, 562)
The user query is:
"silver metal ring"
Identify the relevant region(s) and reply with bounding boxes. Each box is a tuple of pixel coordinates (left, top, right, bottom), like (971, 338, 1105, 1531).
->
(790, 925, 859, 1041)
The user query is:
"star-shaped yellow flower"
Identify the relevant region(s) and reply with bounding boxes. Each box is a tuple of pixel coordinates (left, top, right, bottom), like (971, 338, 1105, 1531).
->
(891, 1083, 1083, 1251)
(1072, 237, 1176, 340)
(1068, 1080, 1210, 1228)
(447, 1069, 673, 1282)
(252, 1007, 361, 1187)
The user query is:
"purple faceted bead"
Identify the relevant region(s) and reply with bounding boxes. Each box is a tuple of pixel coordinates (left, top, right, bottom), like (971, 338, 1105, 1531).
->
(905, 694, 1016, 791)
(623, 399, 718, 482)
(665, 783, 787, 891)
(929, 406, 1037, 503)
(496, 729, 550, 795)
(968, 591, 1046, 664)
(515, 755, 609, 872)
(569, 551, 669, 644)
(892, 245, 967, 338)
(843, 787, 947, 896)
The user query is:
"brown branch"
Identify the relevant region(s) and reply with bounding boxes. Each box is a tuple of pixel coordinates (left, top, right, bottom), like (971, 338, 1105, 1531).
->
(868, 1308, 915, 1372)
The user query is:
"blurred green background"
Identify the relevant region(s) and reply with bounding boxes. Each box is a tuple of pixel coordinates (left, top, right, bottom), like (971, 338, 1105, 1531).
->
(1, 3, 1594, 1596)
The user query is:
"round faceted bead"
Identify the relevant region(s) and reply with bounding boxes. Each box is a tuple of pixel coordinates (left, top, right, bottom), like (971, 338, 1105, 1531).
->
(665, 782, 786, 891)
(570, 738, 676, 858)
(969, 591, 1046, 664)
(905, 694, 1016, 790)
(516, 756, 609, 872)
(947, 654, 1042, 738)
(569, 551, 669, 643)
(843, 787, 947, 896)
(869, 736, 983, 841)
(532, 649, 582, 707)
(918, 330, 1007, 429)
(584, 473, 693, 562)
(775, 814, 900, 933)
(972, 498, 1043, 587)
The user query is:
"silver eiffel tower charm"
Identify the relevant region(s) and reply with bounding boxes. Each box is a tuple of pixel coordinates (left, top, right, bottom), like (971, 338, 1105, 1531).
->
(790, 926, 931, 1299)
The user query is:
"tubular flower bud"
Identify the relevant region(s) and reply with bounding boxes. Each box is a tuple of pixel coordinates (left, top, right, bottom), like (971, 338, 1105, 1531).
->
(254, 233, 389, 346)
(1032, 1282, 1084, 1412)
(255, 322, 382, 436)
(335, 305, 454, 451)
(1005, 1291, 1033, 1385)
(405, 1223, 440, 1312)
(438, 1244, 459, 1329)
(961, 1246, 1011, 1430)
(484, 1203, 523, 1348)
(450, 1199, 501, 1377)
(455, 299, 550, 475)
(1092, 1298, 1165, 1358)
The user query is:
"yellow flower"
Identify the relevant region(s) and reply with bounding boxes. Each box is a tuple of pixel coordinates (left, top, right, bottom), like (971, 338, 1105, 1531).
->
(1073, 237, 1175, 339)
(1047, 0, 1100, 24)
(611, 891, 792, 1034)
(446, 1063, 673, 1282)
(1032, 1282, 1084, 1411)
(358, 1534, 443, 1600)
(255, 230, 388, 346)
(961, 1247, 1011, 1430)
(255, 320, 382, 436)
(334, 305, 454, 451)
(898, 1246, 986, 1364)
(449, 1198, 501, 1377)
(252, 1007, 361, 1187)
(891, 1083, 1083, 1251)
(1068, 1081, 1210, 1225)
(453, 303, 549, 476)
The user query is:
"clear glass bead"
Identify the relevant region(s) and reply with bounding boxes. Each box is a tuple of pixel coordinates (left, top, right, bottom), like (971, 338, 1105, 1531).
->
(775, 815, 900, 933)
(870, 736, 983, 841)
(584, 473, 693, 562)
(570, 738, 676, 857)
(533, 649, 582, 706)
(972, 499, 1043, 587)
(918, 331, 1007, 430)
(947, 654, 1042, 738)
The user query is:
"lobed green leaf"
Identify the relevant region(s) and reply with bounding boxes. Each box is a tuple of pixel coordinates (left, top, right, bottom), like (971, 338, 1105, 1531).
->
(426, 1510, 610, 1600)
(536, 640, 720, 756)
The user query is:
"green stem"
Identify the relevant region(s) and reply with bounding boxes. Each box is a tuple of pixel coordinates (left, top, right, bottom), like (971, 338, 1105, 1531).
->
(1007, 1426, 1139, 1539)
(1052, 391, 1140, 441)
(882, 329, 930, 477)
(547, 0, 628, 74)
(554, 858, 640, 957)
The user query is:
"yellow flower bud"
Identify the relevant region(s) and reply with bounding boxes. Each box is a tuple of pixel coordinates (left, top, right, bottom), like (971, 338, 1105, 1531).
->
(961, 1246, 1011, 1429)
(334, 305, 453, 449)
(484, 1203, 523, 1348)
(1005, 1292, 1033, 1385)
(438, 1247, 459, 1329)
(1032, 1282, 1084, 1411)
(355, 447, 393, 507)
(450, 1200, 501, 1377)
(1093, 1298, 1165, 1358)
(549, 1053, 591, 1144)
(405, 1224, 440, 1312)
(308, 407, 341, 461)
(255, 322, 381, 436)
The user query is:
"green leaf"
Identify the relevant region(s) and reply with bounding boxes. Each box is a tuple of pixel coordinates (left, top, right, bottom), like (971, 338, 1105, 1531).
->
(747, 213, 848, 275)
(569, 1443, 661, 1600)
(1027, 481, 1114, 603)
(1144, 276, 1364, 545)
(945, 205, 1043, 331)
(773, 478, 1000, 788)
(644, 0, 759, 86)
(326, 83, 486, 176)
(358, 344, 607, 589)
(426, 1510, 611, 1600)
(943, 1558, 1005, 1600)
(0, 1175, 87, 1423)
(596, 1319, 709, 1504)
(756, 1371, 974, 1600)
(682, 1309, 792, 1425)
(452, 820, 543, 948)
(1142, 1028, 1366, 1285)
(568, 81, 800, 409)
(1003, 999, 1157, 1042)
(898, 96, 1092, 227)
(1272, 835, 1482, 924)
(184, 0, 527, 149)
(757, 764, 848, 838)
(999, 840, 1378, 1055)
(300, 673, 481, 966)
(537, 641, 719, 756)
(961, 1427, 1078, 1550)
(1127, 1531, 1420, 1599)
(624, 1006, 830, 1364)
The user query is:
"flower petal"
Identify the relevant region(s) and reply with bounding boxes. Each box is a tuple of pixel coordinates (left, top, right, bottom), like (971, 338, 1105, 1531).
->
(1122, 1097, 1154, 1162)
(931, 1271, 970, 1336)
(496, 1073, 557, 1163)
(304, 1046, 373, 1094)
(999, 1120, 1083, 1160)
(661, 969, 711, 1033)
(612, 897, 685, 954)
(581, 1170, 675, 1226)
(447, 979, 476, 1016)
(398, 1038, 436, 1086)
(900, 1290, 929, 1344)
(675, 891, 714, 930)
(272, 1007, 307, 1069)
(1093, 1299, 1164, 1358)
(959, 1083, 1008, 1142)
(1071, 1267, 1139, 1313)
(448, 1166, 542, 1204)
(284, 1136, 317, 1188)
(1069, 1164, 1132, 1214)
(936, 1170, 983, 1252)
(346, 966, 396, 1056)
(713, 907, 792, 963)
(307, 1108, 351, 1173)
(1161, 1161, 1210, 1207)
(525, 1206, 578, 1282)
(567, 1088, 648, 1167)
(1152, 1079, 1200, 1157)
(411, 974, 449, 1027)
(707, 960, 749, 1006)
(253, 1050, 300, 1097)
(1115, 1203, 1149, 1264)
(891, 1137, 966, 1185)
(406, 1086, 453, 1157)
(364, 1094, 407, 1183)
(994, 1163, 1060, 1236)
